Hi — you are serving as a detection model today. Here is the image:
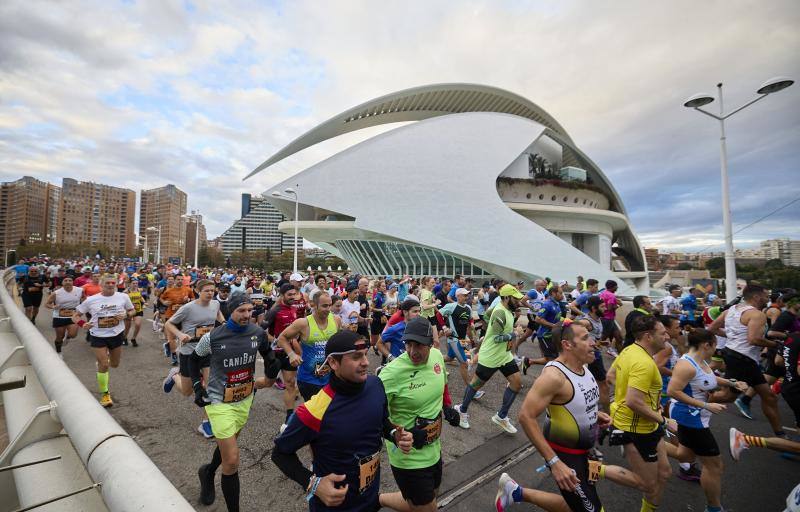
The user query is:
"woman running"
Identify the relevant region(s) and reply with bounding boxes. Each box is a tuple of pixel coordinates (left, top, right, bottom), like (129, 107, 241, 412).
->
(125, 279, 145, 346)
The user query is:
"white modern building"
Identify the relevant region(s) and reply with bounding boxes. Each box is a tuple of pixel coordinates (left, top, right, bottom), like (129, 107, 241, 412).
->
(219, 193, 301, 256)
(247, 84, 648, 294)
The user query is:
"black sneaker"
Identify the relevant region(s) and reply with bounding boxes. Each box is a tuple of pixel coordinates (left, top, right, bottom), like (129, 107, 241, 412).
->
(522, 357, 531, 375)
(122, 338, 129, 346)
(677, 464, 701, 482)
(198, 464, 216, 505)
(130, 338, 138, 347)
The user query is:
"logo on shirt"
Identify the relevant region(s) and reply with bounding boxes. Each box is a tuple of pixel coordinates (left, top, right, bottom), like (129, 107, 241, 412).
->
(433, 363, 441, 375)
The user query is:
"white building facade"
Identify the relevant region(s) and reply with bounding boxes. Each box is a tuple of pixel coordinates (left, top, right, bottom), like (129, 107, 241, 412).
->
(219, 194, 301, 256)
(248, 84, 648, 294)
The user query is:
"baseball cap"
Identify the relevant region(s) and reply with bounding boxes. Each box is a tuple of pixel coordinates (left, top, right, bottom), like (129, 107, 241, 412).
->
(455, 288, 469, 297)
(499, 284, 524, 299)
(345, 283, 358, 293)
(290, 273, 304, 282)
(402, 316, 434, 346)
(400, 298, 420, 311)
(325, 330, 368, 358)
(279, 283, 294, 295)
(405, 294, 419, 302)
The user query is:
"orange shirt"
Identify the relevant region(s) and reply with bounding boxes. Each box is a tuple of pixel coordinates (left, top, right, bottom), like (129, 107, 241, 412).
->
(82, 283, 102, 297)
(160, 287, 195, 319)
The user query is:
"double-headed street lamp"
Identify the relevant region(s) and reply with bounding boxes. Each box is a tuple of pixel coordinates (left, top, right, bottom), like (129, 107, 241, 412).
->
(683, 77, 794, 300)
(182, 211, 201, 268)
(271, 187, 300, 273)
(146, 225, 161, 264)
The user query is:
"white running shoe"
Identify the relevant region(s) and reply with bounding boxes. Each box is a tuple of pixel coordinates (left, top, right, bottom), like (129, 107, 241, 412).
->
(495, 472, 520, 511)
(474, 390, 485, 400)
(454, 404, 470, 429)
(492, 414, 518, 434)
(729, 427, 749, 461)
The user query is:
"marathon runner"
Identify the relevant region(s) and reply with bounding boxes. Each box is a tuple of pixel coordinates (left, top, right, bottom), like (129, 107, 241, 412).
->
(497, 322, 644, 512)
(778, 328, 800, 430)
(438, 287, 478, 386)
(766, 292, 799, 386)
(378, 316, 461, 511)
(44, 274, 83, 357)
(193, 292, 274, 511)
(574, 296, 611, 413)
(376, 298, 421, 364)
(123, 279, 145, 347)
(262, 283, 299, 430)
(73, 274, 135, 407)
(339, 284, 361, 331)
(729, 427, 800, 461)
(272, 330, 413, 511)
(598, 280, 623, 356)
(623, 295, 654, 348)
(159, 274, 195, 365)
(568, 278, 598, 317)
(667, 328, 748, 512)
(163, 279, 225, 439)
(658, 285, 683, 317)
(708, 284, 785, 436)
(20, 265, 49, 323)
(277, 291, 342, 400)
(455, 284, 526, 434)
(531, 285, 566, 365)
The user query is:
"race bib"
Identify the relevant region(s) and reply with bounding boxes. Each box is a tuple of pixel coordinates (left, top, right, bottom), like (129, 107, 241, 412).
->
(58, 308, 76, 317)
(251, 294, 264, 306)
(588, 460, 602, 484)
(170, 303, 180, 311)
(194, 325, 213, 339)
(97, 316, 120, 328)
(223, 369, 253, 403)
(415, 413, 443, 445)
(28, 286, 40, 293)
(358, 451, 380, 494)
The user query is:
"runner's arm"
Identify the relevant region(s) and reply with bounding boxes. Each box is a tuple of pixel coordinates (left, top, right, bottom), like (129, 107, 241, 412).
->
(45, 293, 56, 309)
(654, 345, 674, 377)
(666, 360, 705, 408)
(707, 309, 728, 338)
(271, 415, 317, 488)
(277, 319, 306, 361)
(746, 312, 778, 348)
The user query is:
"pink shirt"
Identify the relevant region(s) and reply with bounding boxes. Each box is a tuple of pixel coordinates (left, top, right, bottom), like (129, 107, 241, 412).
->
(599, 289, 618, 320)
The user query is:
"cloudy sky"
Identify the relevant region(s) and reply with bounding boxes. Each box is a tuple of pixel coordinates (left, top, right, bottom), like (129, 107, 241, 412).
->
(1, 0, 798, 252)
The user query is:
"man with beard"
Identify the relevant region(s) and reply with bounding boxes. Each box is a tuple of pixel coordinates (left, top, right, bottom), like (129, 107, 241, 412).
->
(262, 283, 299, 431)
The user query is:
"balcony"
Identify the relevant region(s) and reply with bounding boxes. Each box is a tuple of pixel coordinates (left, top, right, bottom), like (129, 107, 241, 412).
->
(496, 176, 610, 210)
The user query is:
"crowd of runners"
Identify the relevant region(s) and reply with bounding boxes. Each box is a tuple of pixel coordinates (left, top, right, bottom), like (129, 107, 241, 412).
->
(10, 256, 800, 512)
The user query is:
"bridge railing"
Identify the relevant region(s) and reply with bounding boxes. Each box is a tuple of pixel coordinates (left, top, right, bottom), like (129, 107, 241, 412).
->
(0, 269, 193, 511)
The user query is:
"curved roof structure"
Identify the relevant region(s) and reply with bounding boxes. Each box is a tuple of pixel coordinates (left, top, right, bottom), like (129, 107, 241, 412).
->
(245, 83, 574, 179)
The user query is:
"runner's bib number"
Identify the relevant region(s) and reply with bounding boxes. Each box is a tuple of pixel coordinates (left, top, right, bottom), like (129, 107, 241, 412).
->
(97, 316, 120, 328)
(358, 451, 380, 494)
(194, 325, 213, 338)
(223, 369, 253, 403)
(415, 413, 443, 445)
(28, 287, 40, 293)
(58, 308, 76, 317)
(251, 294, 264, 306)
(588, 460, 602, 484)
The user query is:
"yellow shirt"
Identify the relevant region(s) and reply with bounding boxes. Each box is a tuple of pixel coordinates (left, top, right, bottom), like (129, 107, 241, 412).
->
(610, 343, 662, 434)
(260, 281, 273, 295)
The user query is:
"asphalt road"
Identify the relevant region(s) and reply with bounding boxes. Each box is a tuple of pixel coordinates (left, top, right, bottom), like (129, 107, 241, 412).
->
(28, 299, 800, 512)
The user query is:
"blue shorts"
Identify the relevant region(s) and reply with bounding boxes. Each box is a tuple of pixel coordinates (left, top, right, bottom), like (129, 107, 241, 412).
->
(446, 338, 468, 363)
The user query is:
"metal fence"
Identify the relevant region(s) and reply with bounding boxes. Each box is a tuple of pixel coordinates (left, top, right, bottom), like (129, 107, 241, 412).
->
(0, 269, 193, 512)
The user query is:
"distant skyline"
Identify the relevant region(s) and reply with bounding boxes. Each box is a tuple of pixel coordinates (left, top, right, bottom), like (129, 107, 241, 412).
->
(1, 1, 798, 252)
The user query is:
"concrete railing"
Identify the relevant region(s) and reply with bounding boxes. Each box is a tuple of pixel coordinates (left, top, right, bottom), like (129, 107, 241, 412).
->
(0, 269, 193, 512)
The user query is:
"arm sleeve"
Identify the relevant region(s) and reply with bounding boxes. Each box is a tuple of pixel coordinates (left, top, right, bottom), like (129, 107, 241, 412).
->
(194, 332, 212, 357)
(271, 414, 317, 488)
(438, 303, 456, 317)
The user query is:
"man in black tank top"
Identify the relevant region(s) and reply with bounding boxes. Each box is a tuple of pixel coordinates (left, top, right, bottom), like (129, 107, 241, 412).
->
(496, 323, 644, 512)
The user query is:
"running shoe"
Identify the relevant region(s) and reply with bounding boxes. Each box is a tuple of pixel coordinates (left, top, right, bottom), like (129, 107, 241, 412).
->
(162, 342, 170, 357)
(492, 414, 518, 434)
(198, 420, 214, 439)
(280, 423, 288, 434)
(198, 464, 216, 505)
(100, 392, 113, 408)
(734, 397, 753, 420)
(122, 338, 128, 346)
(454, 404, 470, 429)
(130, 338, 138, 347)
(729, 427, 749, 461)
(274, 377, 285, 391)
(474, 390, 485, 400)
(171, 353, 178, 366)
(162, 367, 180, 393)
(522, 357, 531, 375)
(513, 355, 523, 367)
(495, 472, 520, 512)
(677, 464, 702, 482)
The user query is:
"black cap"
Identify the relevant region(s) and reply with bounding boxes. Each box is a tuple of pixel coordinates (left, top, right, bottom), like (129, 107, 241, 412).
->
(345, 283, 358, 293)
(400, 298, 420, 311)
(226, 291, 251, 315)
(325, 330, 368, 358)
(402, 316, 434, 346)
(279, 283, 294, 295)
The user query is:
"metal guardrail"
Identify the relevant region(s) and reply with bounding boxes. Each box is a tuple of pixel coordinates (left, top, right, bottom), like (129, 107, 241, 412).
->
(0, 269, 194, 511)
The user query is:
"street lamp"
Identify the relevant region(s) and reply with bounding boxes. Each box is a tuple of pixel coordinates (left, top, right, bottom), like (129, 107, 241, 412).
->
(146, 226, 161, 265)
(683, 77, 794, 300)
(182, 211, 201, 268)
(271, 186, 300, 273)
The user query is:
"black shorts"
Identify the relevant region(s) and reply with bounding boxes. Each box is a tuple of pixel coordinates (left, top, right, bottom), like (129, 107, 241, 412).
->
(88, 332, 125, 350)
(390, 458, 442, 506)
(133, 311, 144, 317)
(52, 317, 74, 328)
(781, 383, 800, 427)
(552, 450, 602, 512)
(276, 352, 297, 372)
(370, 313, 385, 335)
(601, 318, 618, 339)
(178, 352, 211, 377)
(723, 349, 767, 387)
(474, 360, 519, 382)
(614, 428, 662, 463)
(22, 294, 43, 308)
(537, 334, 559, 359)
(676, 425, 720, 457)
(764, 348, 785, 378)
(588, 354, 606, 382)
(298, 381, 324, 401)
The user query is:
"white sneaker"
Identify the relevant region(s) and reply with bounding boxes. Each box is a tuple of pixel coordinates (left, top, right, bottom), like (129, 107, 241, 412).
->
(454, 404, 470, 429)
(729, 427, 748, 461)
(280, 423, 288, 434)
(474, 390, 485, 400)
(492, 414, 518, 434)
(513, 355, 523, 366)
(495, 472, 520, 511)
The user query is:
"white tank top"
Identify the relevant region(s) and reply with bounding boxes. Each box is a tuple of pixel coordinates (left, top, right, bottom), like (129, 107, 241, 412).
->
(543, 360, 599, 451)
(52, 287, 83, 318)
(724, 304, 758, 361)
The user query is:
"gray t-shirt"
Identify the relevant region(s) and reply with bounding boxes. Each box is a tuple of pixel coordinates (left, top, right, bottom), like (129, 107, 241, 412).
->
(169, 299, 221, 355)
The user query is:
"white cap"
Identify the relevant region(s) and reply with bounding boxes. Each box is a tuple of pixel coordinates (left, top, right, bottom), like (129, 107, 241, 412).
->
(558, 279, 568, 287)
(455, 288, 469, 296)
(289, 273, 304, 281)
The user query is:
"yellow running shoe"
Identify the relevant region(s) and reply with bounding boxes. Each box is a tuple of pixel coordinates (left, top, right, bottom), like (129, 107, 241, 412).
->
(100, 392, 113, 408)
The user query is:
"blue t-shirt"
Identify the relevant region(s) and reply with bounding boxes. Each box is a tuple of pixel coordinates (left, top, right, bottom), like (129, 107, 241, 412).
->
(381, 321, 406, 358)
(398, 283, 409, 302)
(14, 264, 29, 278)
(574, 291, 594, 314)
(527, 289, 546, 315)
(433, 284, 442, 295)
(536, 298, 562, 338)
(680, 295, 698, 322)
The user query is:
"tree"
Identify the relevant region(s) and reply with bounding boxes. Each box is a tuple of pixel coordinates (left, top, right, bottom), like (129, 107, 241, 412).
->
(676, 263, 693, 270)
(705, 257, 724, 272)
(764, 258, 785, 270)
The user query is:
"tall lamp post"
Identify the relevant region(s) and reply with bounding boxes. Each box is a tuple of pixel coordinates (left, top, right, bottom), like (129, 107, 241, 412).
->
(146, 226, 161, 265)
(683, 77, 794, 300)
(271, 186, 300, 273)
(181, 211, 201, 268)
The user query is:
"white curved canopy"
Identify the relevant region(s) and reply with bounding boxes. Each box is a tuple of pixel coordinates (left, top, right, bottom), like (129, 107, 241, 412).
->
(245, 83, 574, 179)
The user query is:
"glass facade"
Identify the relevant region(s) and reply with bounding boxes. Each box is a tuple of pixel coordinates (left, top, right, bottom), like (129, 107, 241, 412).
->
(335, 239, 491, 278)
